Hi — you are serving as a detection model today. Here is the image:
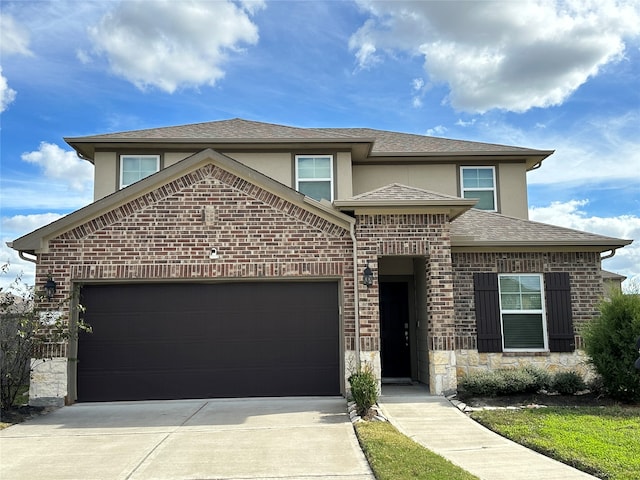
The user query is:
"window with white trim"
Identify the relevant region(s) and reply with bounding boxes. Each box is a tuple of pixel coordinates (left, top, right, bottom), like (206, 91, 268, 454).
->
(461, 166, 497, 211)
(295, 155, 333, 201)
(498, 274, 548, 351)
(120, 155, 160, 188)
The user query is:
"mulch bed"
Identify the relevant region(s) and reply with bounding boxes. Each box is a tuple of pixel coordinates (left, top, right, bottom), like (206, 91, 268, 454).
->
(455, 391, 637, 409)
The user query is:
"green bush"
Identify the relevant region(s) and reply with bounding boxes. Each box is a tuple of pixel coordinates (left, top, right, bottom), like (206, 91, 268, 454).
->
(460, 367, 547, 397)
(550, 371, 586, 395)
(521, 365, 552, 392)
(582, 288, 640, 402)
(348, 363, 378, 416)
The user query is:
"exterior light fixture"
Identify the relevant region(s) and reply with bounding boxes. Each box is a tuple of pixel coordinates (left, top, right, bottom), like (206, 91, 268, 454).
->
(363, 263, 374, 287)
(44, 275, 57, 300)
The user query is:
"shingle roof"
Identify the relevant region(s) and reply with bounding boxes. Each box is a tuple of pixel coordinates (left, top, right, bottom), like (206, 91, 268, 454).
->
(66, 118, 550, 156)
(451, 208, 631, 248)
(348, 183, 464, 202)
(317, 127, 538, 155)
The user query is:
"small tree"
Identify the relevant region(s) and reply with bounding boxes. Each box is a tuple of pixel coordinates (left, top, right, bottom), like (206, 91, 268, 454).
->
(582, 286, 640, 402)
(1, 265, 90, 412)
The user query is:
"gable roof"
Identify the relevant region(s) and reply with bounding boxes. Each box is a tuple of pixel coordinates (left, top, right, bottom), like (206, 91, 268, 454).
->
(65, 118, 553, 169)
(333, 183, 475, 219)
(451, 208, 632, 252)
(8, 149, 354, 254)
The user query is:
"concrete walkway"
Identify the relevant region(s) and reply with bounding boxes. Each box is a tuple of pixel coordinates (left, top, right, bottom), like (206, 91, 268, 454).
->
(379, 385, 598, 480)
(0, 397, 374, 480)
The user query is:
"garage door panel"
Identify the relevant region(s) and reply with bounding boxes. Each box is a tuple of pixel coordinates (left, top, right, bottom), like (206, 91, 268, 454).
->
(78, 282, 340, 401)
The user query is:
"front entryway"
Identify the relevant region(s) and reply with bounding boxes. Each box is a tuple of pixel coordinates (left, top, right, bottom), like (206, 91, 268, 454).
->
(379, 280, 412, 379)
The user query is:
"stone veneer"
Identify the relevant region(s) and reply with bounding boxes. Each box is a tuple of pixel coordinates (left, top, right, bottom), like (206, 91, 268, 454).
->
(456, 350, 595, 380)
(29, 358, 68, 407)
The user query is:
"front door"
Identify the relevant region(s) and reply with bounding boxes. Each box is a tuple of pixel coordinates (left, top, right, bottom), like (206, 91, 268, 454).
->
(379, 281, 411, 378)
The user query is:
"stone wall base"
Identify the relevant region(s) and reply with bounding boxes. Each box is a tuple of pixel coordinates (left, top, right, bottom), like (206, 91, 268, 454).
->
(456, 349, 596, 381)
(29, 358, 67, 407)
(344, 350, 382, 397)
(429, 350, 457, 395)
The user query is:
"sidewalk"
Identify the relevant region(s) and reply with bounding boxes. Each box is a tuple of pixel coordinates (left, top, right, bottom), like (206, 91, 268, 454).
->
(378, 385, 597, 480)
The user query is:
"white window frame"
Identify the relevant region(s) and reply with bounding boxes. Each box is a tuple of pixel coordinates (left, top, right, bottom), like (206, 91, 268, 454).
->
(498, 273, 549, 352)
(295, 154, 334, 201)
(119, 154, 160, 189)
(460, 166, 497, 212)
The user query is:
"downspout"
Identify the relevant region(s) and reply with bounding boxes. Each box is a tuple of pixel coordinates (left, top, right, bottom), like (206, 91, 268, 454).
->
(349, 221, 361, 369)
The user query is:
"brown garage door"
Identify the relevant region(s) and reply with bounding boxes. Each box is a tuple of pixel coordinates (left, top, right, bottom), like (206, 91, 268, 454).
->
(77, 282, 340, 401)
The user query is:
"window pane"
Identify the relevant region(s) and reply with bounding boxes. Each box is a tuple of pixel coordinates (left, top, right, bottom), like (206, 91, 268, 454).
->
(297, 157, 330, 179)
(499, 276, 521, 293)
(299, 181, 331, 201)
(501, 293, 521, 310)
(121, 155, 159, 187)
(503, 314, 545, 349)
(477, 169, 494, 188)
(462, 169, 478, 188)
(464, 190, 494, 210)
(522, 293, 542, 310)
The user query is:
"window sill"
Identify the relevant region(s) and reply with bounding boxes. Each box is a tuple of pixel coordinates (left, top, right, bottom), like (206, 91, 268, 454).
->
(502, 351, 550, 357)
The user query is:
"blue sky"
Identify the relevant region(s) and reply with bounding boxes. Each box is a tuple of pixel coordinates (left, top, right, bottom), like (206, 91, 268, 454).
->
(1, 0, 639, 290)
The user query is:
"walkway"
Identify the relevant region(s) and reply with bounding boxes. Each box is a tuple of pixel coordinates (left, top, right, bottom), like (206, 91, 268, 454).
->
(379, 385, 597, 480)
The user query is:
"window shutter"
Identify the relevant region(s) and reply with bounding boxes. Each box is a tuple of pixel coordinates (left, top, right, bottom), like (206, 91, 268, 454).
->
(544, 272, 575, 352)
(474, 273, 502, 352)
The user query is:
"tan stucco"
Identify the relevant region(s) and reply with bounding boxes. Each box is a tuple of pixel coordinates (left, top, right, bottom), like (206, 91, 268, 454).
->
(352, 163, 458, 197)
(335, 151, 353, 200)
(225, 152, 293, 187)
(93, 152, 117, 200)
(164, 152, 192, 167)
(498, 163, 529, 219)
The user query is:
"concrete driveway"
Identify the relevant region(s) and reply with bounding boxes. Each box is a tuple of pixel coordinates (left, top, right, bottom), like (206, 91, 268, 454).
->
(0, 397, 374, 480)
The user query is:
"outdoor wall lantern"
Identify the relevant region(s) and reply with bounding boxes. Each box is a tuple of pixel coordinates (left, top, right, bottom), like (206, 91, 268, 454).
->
(363, 263, 374, 287)
(44, 275, 57, 300)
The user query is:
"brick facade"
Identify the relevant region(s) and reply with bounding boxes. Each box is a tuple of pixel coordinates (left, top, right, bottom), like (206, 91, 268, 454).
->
(36, 163, 355, 357)
(452, 251, 603, 350)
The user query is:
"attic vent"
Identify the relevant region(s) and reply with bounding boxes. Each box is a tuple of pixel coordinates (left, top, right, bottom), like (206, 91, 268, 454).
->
(203, 206, 216, 226)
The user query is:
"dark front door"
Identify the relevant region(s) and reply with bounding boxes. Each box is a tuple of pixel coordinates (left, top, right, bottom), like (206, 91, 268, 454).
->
(77, 281, 340, 401)
(379, 281, 411, 378)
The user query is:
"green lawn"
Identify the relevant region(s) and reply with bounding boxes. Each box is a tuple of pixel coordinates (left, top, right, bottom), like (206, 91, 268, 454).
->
(355, 421, 479, 480)
(471, 406, 640, 480)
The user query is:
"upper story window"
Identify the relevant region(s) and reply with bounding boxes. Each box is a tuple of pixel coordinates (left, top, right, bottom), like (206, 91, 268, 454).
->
(461, 166, 496, 211)
(120, 155, 160, 189)
(295, 155, 333, 201)
(498, 274, 547, 351)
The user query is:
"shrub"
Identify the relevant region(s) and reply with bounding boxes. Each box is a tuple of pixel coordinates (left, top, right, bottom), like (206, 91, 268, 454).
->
(521, 365, 552, 392)
(550, 371, 586, 395)
(582, 288, 640, 402)
(348, 363, 378, 416)
(460, 366, 547, 397)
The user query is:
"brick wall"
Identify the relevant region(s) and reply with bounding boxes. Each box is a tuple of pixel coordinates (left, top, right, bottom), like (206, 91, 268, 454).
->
(355, 213, 455, 353)
(452, 251, 603, 350)
(36, 164, 355, 354)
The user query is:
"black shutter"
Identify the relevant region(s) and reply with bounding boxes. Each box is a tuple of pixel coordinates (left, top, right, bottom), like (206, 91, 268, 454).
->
(545, 272, 575, 352)
(474, 273, 502, 352)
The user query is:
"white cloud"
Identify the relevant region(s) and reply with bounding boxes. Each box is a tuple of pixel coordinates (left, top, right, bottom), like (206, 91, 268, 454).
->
(529, 200, 639, 289)
(426, 125, 447, 136)
(1, 213, 64, 291)
(0, 14, 33, 56)
(0, 67, 17, 113)
(351, 0, 640, 112)
(21, 142, 93, 192)
(0, 14, 32, 112)
(87, 0, 264, 93)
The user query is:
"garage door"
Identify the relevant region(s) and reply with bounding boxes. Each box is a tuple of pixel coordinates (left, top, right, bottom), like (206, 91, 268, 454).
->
(77, 282, 340, 401)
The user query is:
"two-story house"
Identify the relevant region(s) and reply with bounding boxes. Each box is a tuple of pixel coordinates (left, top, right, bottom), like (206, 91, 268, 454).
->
(10, 118, 631, 406)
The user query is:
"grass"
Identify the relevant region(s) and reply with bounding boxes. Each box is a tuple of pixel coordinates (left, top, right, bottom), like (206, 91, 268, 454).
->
(355, 421, 479, 480)
(471, 406, 640, 480)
